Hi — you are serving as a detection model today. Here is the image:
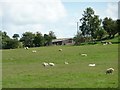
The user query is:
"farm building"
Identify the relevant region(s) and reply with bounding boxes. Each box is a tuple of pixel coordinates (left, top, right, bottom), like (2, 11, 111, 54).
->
(52, 38, 74, 45)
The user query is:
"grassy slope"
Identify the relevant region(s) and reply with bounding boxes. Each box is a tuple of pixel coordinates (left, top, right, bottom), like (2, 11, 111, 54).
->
(2, 44, 118, 88)
(105, 36, 119, 43)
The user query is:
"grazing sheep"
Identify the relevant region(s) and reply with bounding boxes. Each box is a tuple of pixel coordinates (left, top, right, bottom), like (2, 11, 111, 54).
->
(24, 47, 29, 50)
(88, 64, 95, 67)
(103, 42, 108, 45)
(106, 68, 114, 74)
(64, 62, 69, 64)
(42, 62, 49, 67)
(32, 50, 37, 53)
(81, 53, 87, 56)
(103, 43, 107, 45)
(59, 49, 62, 51)
(49, 63, 55, 66)
(108, 42, 112, 44)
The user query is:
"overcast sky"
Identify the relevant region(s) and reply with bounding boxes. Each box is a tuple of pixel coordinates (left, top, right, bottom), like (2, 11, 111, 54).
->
(0, 0, 119, 38)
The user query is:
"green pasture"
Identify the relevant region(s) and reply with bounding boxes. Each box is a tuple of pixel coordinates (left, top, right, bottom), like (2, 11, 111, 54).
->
(2, 44, 118, 88)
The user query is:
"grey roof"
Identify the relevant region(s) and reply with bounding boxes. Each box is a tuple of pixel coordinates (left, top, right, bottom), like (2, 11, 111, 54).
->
(52, 38, 72, 42)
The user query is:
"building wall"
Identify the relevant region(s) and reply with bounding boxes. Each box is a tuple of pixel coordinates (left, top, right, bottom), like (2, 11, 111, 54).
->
(52, 38, 74, 45)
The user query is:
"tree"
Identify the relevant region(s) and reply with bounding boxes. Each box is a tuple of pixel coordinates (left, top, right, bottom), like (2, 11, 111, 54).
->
(102, 17, 118, 38)
(79, 7, 102, 41)
(90, 15, 102, 39)
(94, 27, 106, 40)
(12, 34, 19, 40)
(44, 31, 56, 46)
(0, 31, 2, 49)
(73, 32, 85, 45)
(111, 20, 118, 38)
(116, 20, 120, 35)
(33, 32, 44, 47)
(43, 34, 51, 46)
(20, 32, 35, 47)
(80, 7, 95, 38)
(49, 31, 56, 40)
(5, 39, 19, 49)
(1, 31, 10, 49)
(0, 31, 19, 49)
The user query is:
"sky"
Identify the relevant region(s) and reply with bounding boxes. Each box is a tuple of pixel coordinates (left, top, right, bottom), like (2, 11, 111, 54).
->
(0, 0, 119, 38)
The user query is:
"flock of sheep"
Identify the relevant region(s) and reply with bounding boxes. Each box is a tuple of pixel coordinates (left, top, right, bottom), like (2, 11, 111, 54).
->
(102, 41, 112, 45)
(42, 62, 55, 67)
(24, 47, 115, 74)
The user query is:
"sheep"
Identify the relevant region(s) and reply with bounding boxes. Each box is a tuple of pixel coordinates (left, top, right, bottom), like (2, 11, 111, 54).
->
(103, 42, 108, 45)
(88, 64, 95, 67)
(42, 62, 49, 67)
(106, 68, 114, 74)
(24, 47, 29, 50)
(59, 49, 62, 51)
(32, 50, 37, 53)
(49, 63, 55, 66)
(108, 42, 112, 44)
(103, 43, 107, 45)
(64, 62, 69, 64)
(81, 53, 87, 56)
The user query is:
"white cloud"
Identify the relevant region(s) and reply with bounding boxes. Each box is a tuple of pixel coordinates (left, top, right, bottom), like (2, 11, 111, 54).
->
(106, 3, 118, 20)
(0, 6, 2, 17)
(2, 0, 67, 24)
(3, 23, 45, 38)
(1, 0, 67, 37)
(92, 3, 118, 20)
(61, 0, 119, 2)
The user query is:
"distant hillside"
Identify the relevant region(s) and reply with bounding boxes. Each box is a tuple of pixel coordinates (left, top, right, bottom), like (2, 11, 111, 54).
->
(104, 36, 120, 44)
(79, 35, 119, 46)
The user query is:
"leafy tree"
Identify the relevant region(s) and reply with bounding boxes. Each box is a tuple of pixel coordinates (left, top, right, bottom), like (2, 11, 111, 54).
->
(103, 17, 118, 38)
(49, 31, 56, 40)
(94, 27, 106, 40)
(20, 32, 35, 47)
(90, 15, 102, 39)
(4, 39, 19, 49)
(43, 34, 51, 46)
(0, 31, 19, 49)
(79, 7, 102, 41)
(73, 32, 85, 45)
(33, 32, 44, 47)
(12, 34, 19, 40)
(116, 20, 120, 35)
(80, 7, 95, 38)
(1, 31, 10, 49)
(0, 31, 2, 49)
(44, 31, 56, 46)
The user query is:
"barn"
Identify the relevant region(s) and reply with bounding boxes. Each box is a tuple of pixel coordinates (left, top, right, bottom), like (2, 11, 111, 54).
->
(52, 38, 74, 45)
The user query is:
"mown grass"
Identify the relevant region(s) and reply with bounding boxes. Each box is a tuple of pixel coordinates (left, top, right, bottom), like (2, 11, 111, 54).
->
(2, 44, 118, 88)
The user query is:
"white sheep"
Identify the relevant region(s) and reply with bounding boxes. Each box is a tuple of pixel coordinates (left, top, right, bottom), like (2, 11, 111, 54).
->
(24, 47, 29, 50)
(32, 50, 37, 53)
(103, 42, 108, 45)
(106, 68, 114, 74)
(49, 63, 55, 66)
(108, 42, 112, 44)
(81, 53, 87, 56)
(64, 62, 69, 64)
(88, 64, 95, 67)
(59, 49, 62, 51)
(42, 62, 49, 67)
(103, 44, 107, 45)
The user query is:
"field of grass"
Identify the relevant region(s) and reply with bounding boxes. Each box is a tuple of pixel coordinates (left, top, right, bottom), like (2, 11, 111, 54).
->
(2, 44, 118, 88)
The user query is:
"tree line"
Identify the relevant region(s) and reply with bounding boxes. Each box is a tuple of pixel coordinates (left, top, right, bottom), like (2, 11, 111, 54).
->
(74, 7, 119, 45)
(0, 7, 119, 49)
(0, 31, 56, 49)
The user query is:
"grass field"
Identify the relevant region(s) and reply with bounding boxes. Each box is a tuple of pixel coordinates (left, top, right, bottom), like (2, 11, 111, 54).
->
(2, 44, 118, 88)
